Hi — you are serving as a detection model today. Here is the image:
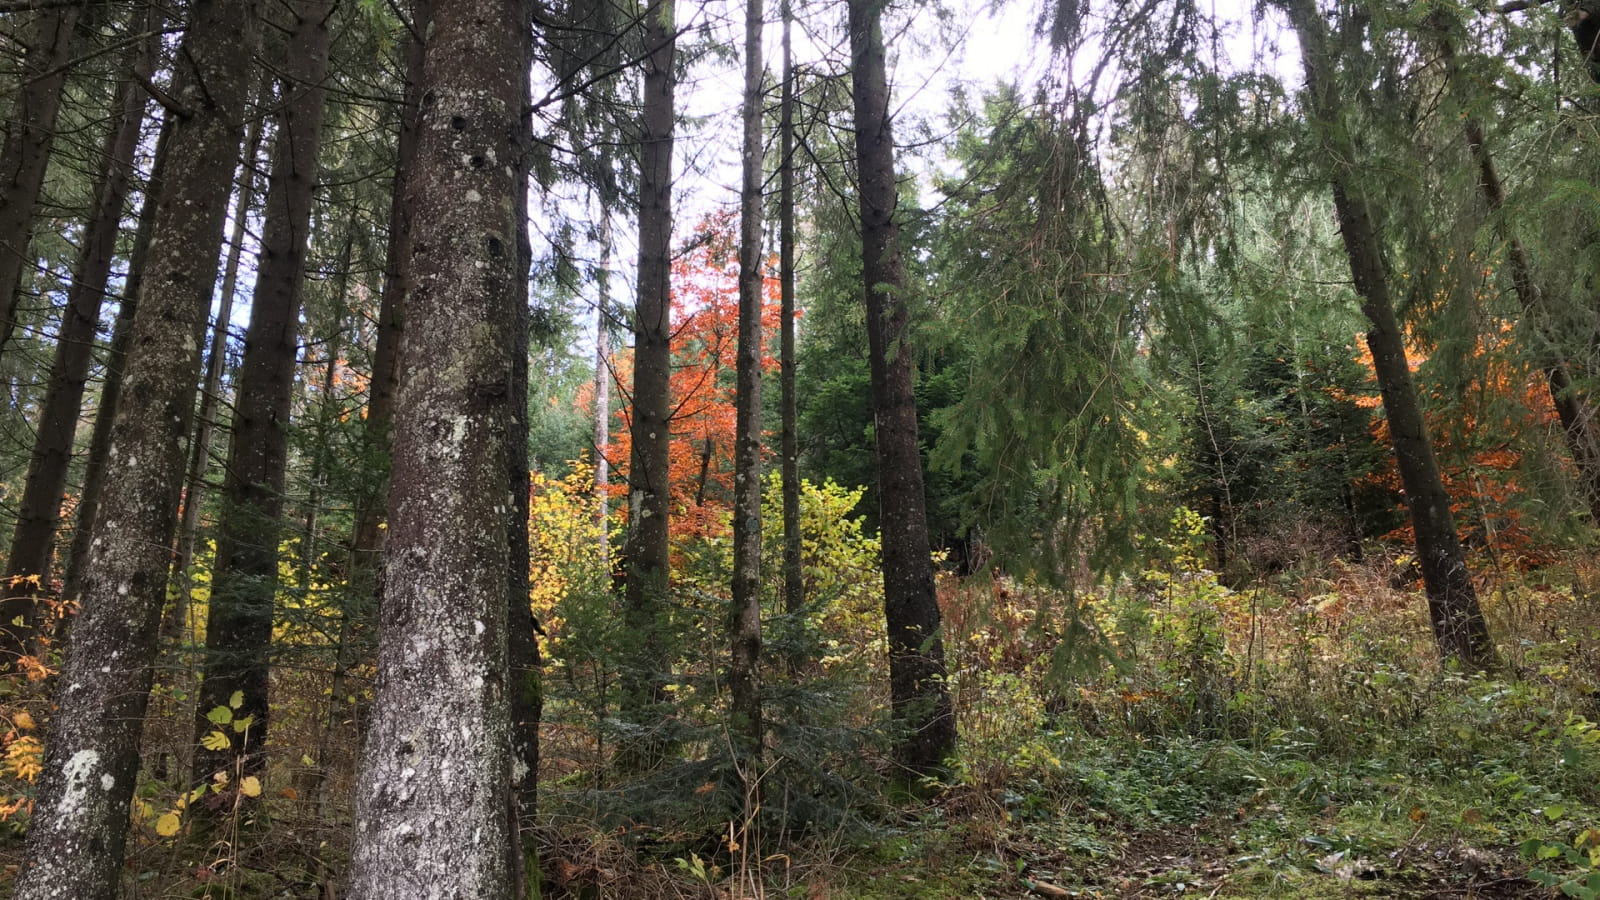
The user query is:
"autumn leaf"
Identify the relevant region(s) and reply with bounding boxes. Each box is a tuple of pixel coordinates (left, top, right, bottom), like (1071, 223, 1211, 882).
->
(201, 731, 231, 752)
(239, 776, 261, 798)
(155, 813, 181, 837)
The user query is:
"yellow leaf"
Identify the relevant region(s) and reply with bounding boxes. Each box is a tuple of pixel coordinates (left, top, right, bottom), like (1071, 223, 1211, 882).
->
(155, 813, 181, 837)
(201, 731, 231, 752)
(239, 776, 261, 798)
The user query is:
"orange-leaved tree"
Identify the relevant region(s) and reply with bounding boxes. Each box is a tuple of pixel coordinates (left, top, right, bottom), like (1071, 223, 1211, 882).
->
(605, 213, 782, 563)
(1357, 316, 1562, 568)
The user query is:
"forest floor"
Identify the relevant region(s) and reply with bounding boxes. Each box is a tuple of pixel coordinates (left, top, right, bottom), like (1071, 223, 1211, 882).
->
(4, 550, 1599, 899)
(537, 552, 1600, 900)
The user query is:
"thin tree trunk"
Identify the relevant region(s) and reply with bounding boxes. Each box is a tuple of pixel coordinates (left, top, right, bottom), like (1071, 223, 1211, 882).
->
(298, 244, 349, 594)
(847, 0, 957, 774)
(347, 0, 426, 589)
(291, 233, 349, 820)
(191, 0, 333, 786)
(1281, 0, 1495, 670)
(507, 10, 542, 891)
(0, 3, 88, 355)
(169, 67, 273, 637)
(10, 2, 259, 896)
(779, 0, 803, 622)
(1458, 114, 1600, 522)
(0, 15, 158, 665)
(729, 0, 765, 756)
(594, 213, 612, 561)
(345, 0, 533, 892)
(619, 0, 677, 771)
(60, 116, 173, 612)
(306, 0, 428, 823)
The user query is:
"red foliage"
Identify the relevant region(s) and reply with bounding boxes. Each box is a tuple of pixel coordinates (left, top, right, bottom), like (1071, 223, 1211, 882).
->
(604, 214, 783, 559)
(1357, 317, 1560, 568)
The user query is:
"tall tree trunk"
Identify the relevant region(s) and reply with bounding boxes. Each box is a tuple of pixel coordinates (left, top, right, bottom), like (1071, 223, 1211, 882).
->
(618, 0, 676, 771)
(847, 0, 956, 773)
(779, 0, 803, 622)
(594, 213, 612, 562)
(307, 0, 430, 824)
(345, 0, 533, 892)
(0, 3, 88, 355)
(190, 0, 333, 786)
(297, 236, 350, 594)
(169, 68, 273, 637)
(10, 1, 259, 896)
(0, 15, 158, 665)
(507, 8, 542, 891)
(729, 0, 765, 757)
(60, 117, 173, 612)
(1281, 0, 1495, 670)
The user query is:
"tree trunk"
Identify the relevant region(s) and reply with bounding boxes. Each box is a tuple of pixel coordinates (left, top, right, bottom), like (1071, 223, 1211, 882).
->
(846, 0, 956, 773)
(169, 67, 273, 638)
(779, 0, 804, 623)
(1459, 114, 1600, 523)
(594, 213, 612, 561)
(618, 0, 677, 771)
(0, 15, 158, 666)
(1281, 0, 1495, 670)
(10, 1, 259, 896)
(507, 9, 542, 890)
(0, 3, 88, 355)
(345, 0, 533, 892)
(308, 0, 430, 820)
(190, 0, 333, 786)
(60, 117, 174, 613)
(729, 0, 765, 757)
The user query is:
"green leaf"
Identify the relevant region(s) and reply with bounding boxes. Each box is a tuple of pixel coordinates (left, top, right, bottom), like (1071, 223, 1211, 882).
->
(228, 690, 244, 709)
(232, 714, 255, 734)
(206, 705, 232, 726)
(1547, 805, 1569, 821)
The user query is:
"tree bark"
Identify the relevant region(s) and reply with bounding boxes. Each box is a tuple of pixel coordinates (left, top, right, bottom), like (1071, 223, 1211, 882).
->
(729, 0, 765, 757)
(189, 0, 333, 786)
(10, 1, 259, 896)
(1281, 0, 1495, 670)
(0, 13, 158, 665)
(779, 0, 804, 623)
(594, 213, 612, 562)
(168, 68, 274, 635)
(0, 3, 88, 355)
(507, 6, 542, 889)
(345, 0, 533, 893)
(847, 0, 956, 773)
(60, 117, 174, 613)
(618, 0, 677, 771)
(309, 0, 430, 818)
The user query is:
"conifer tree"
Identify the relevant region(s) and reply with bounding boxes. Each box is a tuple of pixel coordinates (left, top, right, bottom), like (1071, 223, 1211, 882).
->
(11, 1, 260, 894)
(1279, 0, 1495, 669)
(846, 0, 956, 773)
(344, 0, 535, 891)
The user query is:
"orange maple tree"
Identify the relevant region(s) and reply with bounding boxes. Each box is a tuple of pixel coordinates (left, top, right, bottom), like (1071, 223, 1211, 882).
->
(603, 214, 783, 558)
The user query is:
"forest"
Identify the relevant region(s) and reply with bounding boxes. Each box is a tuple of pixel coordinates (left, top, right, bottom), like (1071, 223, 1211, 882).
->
(2, 0, 1600, 896)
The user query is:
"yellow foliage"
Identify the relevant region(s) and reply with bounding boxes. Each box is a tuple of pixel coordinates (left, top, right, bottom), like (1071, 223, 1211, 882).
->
(3, 734, 42, 783)
(528, 458, 613, 647)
